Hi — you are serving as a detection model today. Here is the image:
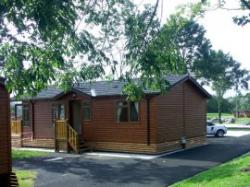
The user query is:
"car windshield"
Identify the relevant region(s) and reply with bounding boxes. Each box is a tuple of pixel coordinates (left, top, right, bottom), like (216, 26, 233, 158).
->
(207, 122, 215, 126)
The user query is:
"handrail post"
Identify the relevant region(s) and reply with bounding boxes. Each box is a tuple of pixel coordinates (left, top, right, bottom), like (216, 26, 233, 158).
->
(66, 120, 69, 153)
(76, 134, 80, 154)
(54, 120, 58, 152)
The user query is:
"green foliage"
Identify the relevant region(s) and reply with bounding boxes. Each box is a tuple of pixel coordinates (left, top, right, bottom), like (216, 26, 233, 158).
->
(171, 154, 250, 187)
(207, 96, 233, 113)
(234, 0, 250, 25)
(129, 12, 211, 95)
(0, 0, 140, 96)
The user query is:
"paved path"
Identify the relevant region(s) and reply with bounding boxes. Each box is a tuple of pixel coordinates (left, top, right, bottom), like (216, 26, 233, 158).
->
(14, 131, 250, 187)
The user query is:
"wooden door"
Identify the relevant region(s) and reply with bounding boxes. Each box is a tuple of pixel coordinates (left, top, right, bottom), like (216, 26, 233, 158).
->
(69, 100, 82, 134)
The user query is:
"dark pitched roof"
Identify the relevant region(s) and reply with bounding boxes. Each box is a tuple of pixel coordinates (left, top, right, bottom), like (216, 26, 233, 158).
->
(26, 74, 211, 100)
(32, 86, 63, 100)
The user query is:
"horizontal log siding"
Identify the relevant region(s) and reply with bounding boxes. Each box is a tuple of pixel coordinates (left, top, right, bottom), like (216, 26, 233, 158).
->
(0, 84, 11, 175)
(184, 81, 206, 138)
(83, 97, 158, 145)
(34, 101, 54, 139)
(156, 81, 207, 149)
(157, 83, 185, 143)
(23, 139, 54, 148)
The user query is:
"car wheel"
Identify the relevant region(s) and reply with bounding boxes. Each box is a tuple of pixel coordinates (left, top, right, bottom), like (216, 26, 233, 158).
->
(216, 130, 225, 137)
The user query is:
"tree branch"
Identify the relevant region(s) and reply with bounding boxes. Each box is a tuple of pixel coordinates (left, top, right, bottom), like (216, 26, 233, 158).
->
(241, 0, 250, 10)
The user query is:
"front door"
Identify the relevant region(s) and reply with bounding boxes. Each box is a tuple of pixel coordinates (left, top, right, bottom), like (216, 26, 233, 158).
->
(69, 100, 82, 134)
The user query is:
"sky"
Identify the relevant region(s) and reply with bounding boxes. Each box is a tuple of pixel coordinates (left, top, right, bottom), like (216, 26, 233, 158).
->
(135, 0, 250, 97)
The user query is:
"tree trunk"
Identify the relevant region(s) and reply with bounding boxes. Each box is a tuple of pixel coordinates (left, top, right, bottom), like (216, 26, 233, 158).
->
(217, 97, 222, 123)
(235, 94, 238, 118)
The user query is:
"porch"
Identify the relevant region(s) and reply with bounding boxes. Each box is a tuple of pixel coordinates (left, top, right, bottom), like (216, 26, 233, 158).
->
(11, 119, 89, 154)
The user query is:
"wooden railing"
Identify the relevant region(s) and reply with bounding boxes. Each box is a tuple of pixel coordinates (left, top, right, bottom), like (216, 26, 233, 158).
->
(68, 125, 79, 153)
(55, 120, 67, 140)
(11, 120, 22, 135)
(55, 120, 79, 153)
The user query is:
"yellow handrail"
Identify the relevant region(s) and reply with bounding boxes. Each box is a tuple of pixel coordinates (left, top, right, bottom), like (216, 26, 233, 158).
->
(55, 120, 79, 153)
(11, 120, 22, 135)
(55, 120, 67, 140)
(68, 125, 79, 153)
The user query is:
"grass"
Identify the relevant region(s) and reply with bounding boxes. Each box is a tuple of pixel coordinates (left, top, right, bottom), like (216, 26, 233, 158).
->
(12, 150, 48, 186)
(235, 118, 250, 125)
(207, 113, 233, 119)
(207, 113, 250, 125)
(12, 149, 49, 160)
(171, 154, 250, 187)
(15, 170, 37, 187)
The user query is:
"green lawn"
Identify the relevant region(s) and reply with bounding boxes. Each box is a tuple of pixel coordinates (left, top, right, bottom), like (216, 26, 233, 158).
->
(235, 118, 250, 125)
(12, 149, 49, 160)
(15, 170, 37, 187)
(207, 113, 250, 125)
(171, 154, 250, 187)
(12, 150, 48, 187)
(207, 113, 233, 119)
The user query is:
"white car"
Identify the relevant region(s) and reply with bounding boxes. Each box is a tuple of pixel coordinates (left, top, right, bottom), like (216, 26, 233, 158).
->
(207, 122, 227, 137)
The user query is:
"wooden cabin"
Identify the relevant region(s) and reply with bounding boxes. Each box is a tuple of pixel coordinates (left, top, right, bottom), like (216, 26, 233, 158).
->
(0, 77, 17, 186)
(13, 75, 210, 154)
(234, 110, 250, 118)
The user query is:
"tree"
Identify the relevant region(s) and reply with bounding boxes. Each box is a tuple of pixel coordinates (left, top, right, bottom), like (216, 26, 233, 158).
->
(230, 62, 250, 116)
(208, 51, 235, 121)
(0, 0, 161, 97)
(131, 14, 211, 88)
(201, 0, 250, 26)
(207, 96, 233, 114)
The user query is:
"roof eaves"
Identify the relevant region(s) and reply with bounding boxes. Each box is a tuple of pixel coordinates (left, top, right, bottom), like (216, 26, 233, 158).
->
(187, 76, 212, 98)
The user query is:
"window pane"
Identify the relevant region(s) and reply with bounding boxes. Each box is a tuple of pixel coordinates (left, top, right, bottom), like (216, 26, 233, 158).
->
(130, 102, 139, 121)
(16, 105, 23, 119)
(83, 107, 91, 120)
(23, 106, 30, 126)
(83, 103, 91, 120)
(118, 106, 128, 122)
(58, 104, 65, 119)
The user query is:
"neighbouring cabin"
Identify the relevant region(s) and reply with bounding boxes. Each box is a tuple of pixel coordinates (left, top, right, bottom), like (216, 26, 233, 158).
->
(0, 77, 18, 186)
(12, 75, 210, 154)
(234, 110, 250, 118)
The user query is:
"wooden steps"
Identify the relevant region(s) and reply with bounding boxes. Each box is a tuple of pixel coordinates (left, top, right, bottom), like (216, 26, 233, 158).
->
(79, 139, 90, 153)
(55, 120, 90, 154)
(10, 172, 19, 187)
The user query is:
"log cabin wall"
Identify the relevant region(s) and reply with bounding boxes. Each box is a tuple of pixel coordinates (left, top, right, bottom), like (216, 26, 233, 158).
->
(82, 96, 158, 153)
(33, 101, 54, 139)
(0, 81, 11, 178)
(156, 80, 207, 152)
(184, 81, 207, 139)
(20, 79, 207, 153)
(83, 97, 157, 141)
(22, 100, 55, 148)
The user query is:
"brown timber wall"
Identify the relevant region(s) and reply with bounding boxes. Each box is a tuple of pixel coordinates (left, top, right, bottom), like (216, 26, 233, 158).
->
(22, 100, 54, 148)
(184, 81, 206, 139)
(33, 101, 54, 139)
(156, 81, 207, 152)
(0, 83, 11, 177)
(83, 97, 158, 146)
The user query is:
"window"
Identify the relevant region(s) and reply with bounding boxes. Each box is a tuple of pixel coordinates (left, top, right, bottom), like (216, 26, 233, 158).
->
(52, 104, 65, 122)
(207, 122, 215, 126)
(22, 105, 30, 126)
(14, 104, 22, 119)
(58, 104, 65, 119)
(83, 102, 91, 120)
(117, 101, 139, 122)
